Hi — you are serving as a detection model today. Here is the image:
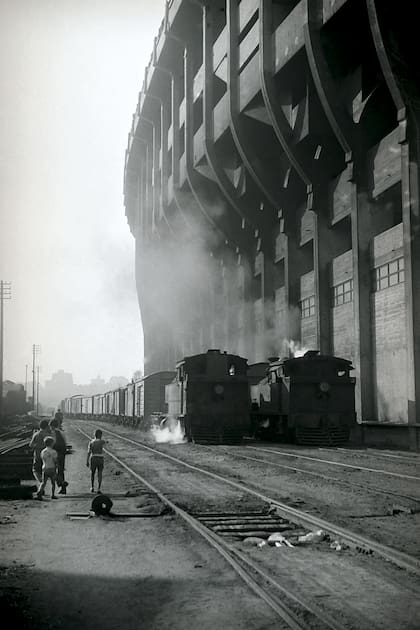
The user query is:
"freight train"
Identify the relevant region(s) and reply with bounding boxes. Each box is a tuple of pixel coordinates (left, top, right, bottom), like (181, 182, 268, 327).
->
(63, 349, 356, 446)
(62, 371, 175, 429)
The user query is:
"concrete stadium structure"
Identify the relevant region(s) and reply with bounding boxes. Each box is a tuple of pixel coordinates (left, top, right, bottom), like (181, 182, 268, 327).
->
(123, 0, 420, 447)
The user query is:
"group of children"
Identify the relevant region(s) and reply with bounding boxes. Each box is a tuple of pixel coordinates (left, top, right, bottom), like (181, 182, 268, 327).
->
(30, 416, 106, 500)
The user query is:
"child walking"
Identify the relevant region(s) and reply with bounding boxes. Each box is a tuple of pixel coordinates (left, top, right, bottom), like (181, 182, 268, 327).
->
(37, 436, 58, 500)
(86, 429, 105, 493)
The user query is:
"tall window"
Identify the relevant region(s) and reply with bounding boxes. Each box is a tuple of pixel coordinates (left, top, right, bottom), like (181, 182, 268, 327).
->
(300, 295, 315, 318)
(332, 279, 353, 306)
(372, 257, 405, 292)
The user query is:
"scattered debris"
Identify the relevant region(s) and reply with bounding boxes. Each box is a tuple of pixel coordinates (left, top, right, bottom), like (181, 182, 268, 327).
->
(330, 540, 343, 551)
(389, 505, 414, 516)
(242, 537, 266, 546)
(0, 515, 17, 525)
(124, 489, 140, 497)
(267, 532, 294, 547)
(297, 529, 325, 544)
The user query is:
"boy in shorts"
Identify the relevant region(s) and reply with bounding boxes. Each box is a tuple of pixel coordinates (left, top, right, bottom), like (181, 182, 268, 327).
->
(37, 436, 58, 500)
(86, 429, 105, 493)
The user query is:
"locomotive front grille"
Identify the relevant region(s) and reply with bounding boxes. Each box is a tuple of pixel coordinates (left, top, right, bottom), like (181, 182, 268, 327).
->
(295, 426, 350, 446)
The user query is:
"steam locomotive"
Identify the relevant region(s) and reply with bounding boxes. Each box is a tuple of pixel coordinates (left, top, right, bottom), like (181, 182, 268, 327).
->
(250, 351, 356, 445)
(165, 349, 250, 444)
(63, 349, 356, 446)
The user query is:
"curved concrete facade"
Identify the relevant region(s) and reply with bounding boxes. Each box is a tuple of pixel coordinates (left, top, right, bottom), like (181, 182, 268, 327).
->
(124, 0, 420, 437)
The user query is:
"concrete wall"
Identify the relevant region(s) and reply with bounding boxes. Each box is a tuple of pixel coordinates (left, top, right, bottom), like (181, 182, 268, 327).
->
(331, 250, 354, 361)
(371, 224, 407, 422)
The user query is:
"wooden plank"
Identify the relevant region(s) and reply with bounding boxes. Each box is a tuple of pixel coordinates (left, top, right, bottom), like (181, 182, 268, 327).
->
(66, 512, 162, 518)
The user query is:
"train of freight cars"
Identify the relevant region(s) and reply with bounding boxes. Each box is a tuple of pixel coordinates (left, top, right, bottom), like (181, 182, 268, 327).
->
(62, 349, 356, 446)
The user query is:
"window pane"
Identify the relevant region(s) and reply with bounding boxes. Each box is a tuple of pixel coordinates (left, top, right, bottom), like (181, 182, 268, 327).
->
(378, 278, 388, 290)
(389, 261, 398, 274)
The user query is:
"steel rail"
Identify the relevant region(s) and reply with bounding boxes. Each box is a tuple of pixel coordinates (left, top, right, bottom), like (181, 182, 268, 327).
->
(365, 448, 420, 462)
(247, 447, 420, 482)
(74, 425, 331, 630)
(78, 423, 420, 576)
(313, 445, 420, 462)
(211, 446, 420, 505)
(318, 447, 420, 464)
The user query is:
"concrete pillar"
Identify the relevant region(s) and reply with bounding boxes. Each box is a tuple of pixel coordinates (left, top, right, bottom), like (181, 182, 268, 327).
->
(314, 193, 332, 355)
(401, 116, 420, 449)
(351, 180, 374, 422)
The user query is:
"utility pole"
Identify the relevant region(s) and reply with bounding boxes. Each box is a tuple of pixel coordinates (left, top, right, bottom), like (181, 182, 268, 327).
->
(25, 364, 28, 401)
(0, 281, 12, 421)
(36, 365, 40, 416)
(32, 344, 40, 412)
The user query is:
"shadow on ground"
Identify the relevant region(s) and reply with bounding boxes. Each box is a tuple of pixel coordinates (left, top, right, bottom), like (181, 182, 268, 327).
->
(1, 564, 186, 630)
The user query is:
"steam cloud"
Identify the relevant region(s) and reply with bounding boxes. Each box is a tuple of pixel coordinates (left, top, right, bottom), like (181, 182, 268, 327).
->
(150, 416, 186, 444)
(137, 198, 313, 369)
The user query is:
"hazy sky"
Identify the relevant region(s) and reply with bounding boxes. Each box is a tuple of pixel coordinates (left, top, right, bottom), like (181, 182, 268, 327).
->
(0, 0, 165, 385)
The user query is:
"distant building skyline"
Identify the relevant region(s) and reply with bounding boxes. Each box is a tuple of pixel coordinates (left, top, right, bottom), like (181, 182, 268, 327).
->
(3, 368, 139, 410)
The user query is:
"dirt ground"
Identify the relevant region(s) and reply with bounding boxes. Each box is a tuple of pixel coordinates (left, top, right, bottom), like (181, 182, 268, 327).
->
(0, 425, 283, 630)
(77, 422, 420, 630)
(124, 433, 420, 557)
(2, 422, 420, 630)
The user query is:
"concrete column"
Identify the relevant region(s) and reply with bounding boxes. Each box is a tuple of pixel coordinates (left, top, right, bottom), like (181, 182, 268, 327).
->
(313, 193, 331, 355)
(401, 116, 420, 449)
(284, 220, 303, 348)
(351, 180, 374, 421)
(159, 98, 169, 215)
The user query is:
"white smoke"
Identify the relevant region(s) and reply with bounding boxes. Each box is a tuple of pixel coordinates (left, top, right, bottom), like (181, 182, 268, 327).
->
(150, 416, 186, 444)
(288, 340, 310, 358)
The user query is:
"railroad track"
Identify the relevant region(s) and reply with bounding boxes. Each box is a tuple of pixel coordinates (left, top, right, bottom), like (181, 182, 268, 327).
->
(245, 446, 420, 482)
(320, 447, 420, 464)
(207, 446, 420, 506)
(75, 422, 420, 577)
(75, 424, 344, 630)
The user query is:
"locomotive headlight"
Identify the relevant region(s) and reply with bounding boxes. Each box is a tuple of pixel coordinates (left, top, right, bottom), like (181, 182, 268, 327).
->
(319, 382, 330, 393)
